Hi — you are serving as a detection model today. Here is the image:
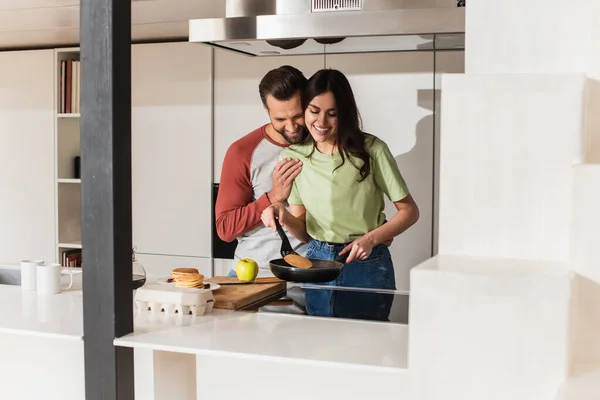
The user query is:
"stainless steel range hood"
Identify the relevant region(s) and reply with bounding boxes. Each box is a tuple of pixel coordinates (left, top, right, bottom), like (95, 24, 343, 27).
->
(189, 0, 465, 56)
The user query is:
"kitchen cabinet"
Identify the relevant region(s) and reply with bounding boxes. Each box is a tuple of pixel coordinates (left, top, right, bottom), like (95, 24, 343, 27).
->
(132, 42, 212, 258)
(135, 253, 212, 279)
(0, 332, 85, 400)
(213, 258, 233, 277)
(0, 50, 55, 264)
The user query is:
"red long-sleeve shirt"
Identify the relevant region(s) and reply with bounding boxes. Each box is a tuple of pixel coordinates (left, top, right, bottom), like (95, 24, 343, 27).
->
(215, 125, 307, 274)
(215, 125, 283, 242)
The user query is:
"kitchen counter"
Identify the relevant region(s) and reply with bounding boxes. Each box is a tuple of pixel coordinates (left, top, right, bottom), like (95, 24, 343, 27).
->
(0, 266, 409, 370)
(0, 266, 409, 397)
(118, 306, 408, 371)
(2, 254, 596, 400)
(0, 264, 83, 341)
(118, 277, 410, 370)
(0, 284, 83, 340)
(120, 284, 410, 400)
(0, 265, 410, 399)
(0, 265, 85, 400)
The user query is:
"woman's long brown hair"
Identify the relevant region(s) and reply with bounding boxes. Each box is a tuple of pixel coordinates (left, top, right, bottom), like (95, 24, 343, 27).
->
(303, 69, 373, 182)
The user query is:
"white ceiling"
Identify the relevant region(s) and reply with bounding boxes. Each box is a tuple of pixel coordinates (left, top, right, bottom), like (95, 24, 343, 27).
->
(0, 0, 78, 10)
(0, 0, 225, 50)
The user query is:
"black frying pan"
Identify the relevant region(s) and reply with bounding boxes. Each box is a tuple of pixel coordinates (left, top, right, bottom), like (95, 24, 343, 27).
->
(269, 218, 343, 283)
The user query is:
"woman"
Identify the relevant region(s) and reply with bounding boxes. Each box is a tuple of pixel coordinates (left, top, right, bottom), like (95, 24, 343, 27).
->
(261, 69, 419, 319)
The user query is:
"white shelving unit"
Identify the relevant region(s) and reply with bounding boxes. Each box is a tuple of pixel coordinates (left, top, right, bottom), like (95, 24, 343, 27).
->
(57, 178, 81, 183)
(54, 47, 82, 266)
(49, 43, 214, 274)
(58, 241, 83, 249)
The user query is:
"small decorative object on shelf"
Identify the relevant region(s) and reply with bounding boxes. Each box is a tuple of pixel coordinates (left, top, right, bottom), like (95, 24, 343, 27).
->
(457, 0, 466, 7)
(132, 246, 147, 290)
(74, 156, 81, 179)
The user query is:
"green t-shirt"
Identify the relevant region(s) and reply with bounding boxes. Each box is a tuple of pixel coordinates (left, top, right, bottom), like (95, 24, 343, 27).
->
(280, 135, 409, 244)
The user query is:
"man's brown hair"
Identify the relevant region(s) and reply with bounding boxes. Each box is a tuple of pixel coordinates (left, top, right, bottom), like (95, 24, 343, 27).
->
(258, 65, 307, 108)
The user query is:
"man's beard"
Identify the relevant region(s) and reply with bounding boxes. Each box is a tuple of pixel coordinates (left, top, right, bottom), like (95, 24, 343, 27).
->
(276, 125, 307, 145)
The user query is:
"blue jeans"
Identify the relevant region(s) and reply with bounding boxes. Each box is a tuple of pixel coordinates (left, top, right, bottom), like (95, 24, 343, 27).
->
(304, 240, 396, 321)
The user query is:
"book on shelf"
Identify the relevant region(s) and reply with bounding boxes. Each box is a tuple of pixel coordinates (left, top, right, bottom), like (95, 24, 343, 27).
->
(61, 248, 82, 268)
(59, 59, 80, 114)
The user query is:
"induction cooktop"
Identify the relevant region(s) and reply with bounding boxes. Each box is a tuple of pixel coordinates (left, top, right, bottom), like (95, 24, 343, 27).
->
(258, 286, 409, 324)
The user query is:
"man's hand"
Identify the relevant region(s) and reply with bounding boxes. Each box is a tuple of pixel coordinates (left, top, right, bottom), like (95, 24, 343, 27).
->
(268, 158, 302, 204)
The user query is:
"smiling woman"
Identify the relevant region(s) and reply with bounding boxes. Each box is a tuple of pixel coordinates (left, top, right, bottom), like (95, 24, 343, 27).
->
(261, 68, 420, 319)
(303, 72, 372, 183)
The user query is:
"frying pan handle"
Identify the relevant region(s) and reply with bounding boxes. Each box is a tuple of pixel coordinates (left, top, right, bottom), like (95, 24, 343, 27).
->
(274, 217, 295, 255)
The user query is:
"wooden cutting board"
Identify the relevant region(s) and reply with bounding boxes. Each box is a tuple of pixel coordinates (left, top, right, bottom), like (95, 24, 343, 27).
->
(206, 276, 286, 310)
(207, 276, 284, 285)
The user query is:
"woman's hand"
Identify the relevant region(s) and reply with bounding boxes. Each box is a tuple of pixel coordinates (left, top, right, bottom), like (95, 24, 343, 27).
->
(262, 203, 312, 243)
(261, 202, 289, 232)
(338, 235, 376, 263)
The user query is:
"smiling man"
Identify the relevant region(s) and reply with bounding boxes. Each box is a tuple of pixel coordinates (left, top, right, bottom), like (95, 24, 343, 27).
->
(215, 65, 309, 277)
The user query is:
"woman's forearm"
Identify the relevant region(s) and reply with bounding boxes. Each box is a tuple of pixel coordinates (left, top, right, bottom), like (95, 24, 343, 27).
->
(282, 209, 311, 243)
(364, 196, 420, 246)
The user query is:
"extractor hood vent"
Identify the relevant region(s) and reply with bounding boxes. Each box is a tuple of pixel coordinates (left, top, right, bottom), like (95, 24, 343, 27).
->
(189, 0, 465, 56)
(312, 0, 362, 13)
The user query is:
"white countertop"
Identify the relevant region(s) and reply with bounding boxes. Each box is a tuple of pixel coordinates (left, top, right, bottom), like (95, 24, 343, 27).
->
(411, 254, 571, 297)
(116, 308, 408, 371)
(0, 266, 408, 370)
(0, 275, 83, 341)
(414, 254, 569, 276)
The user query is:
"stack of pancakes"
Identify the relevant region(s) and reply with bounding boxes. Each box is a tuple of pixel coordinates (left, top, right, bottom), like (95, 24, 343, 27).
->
(171, 268, 205, 289)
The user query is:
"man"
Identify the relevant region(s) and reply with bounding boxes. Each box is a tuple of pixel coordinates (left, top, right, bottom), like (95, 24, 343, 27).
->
(215, 65, 309, 277)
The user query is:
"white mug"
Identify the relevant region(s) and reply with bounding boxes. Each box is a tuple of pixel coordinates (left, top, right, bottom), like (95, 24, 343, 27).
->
(36, 263, 73, 295)
(21, 260, 44, 291)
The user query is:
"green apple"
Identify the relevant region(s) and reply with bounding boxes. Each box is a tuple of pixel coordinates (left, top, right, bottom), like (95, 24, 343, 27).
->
(236, 258, 258, 282)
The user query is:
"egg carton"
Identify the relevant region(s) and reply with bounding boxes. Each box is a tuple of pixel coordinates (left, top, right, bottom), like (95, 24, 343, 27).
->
(134, 284, 215, 316)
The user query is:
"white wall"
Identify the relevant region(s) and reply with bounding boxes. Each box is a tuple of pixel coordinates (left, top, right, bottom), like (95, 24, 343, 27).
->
(464, 0, 600, 164)
(437, 73, 586, 262)
(428, 1, 600, 396)
(214, 48, 464, 291)
(584, 77, 600, 163)
(464, 0, 600, 172)
(0, 49, 55, 264)
(569, 164, 600, 371)
(465, 0, 594, 74)
(433, 51, 465, 255)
